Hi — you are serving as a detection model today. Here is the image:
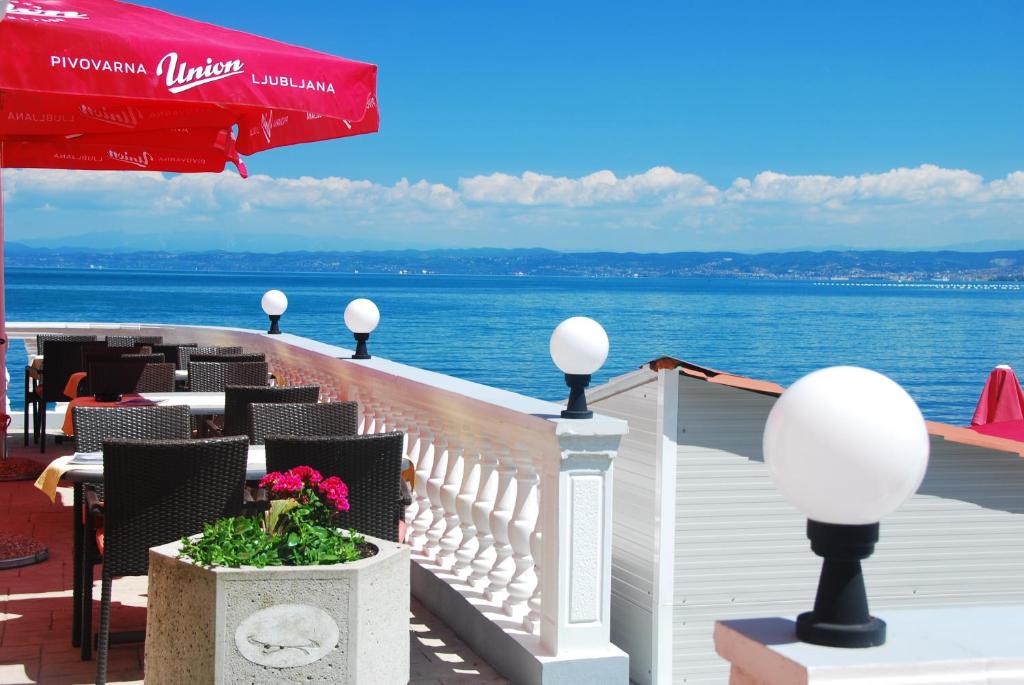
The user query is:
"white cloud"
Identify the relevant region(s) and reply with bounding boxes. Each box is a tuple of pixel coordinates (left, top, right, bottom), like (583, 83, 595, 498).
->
(459, 167, 718, 207)
(4, 163, 1023, 251)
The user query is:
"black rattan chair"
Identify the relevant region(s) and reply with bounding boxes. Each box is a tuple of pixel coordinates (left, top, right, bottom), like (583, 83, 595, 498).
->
(24, 334, 97, 446)
(264, 432, 405, 541)
(35, 340, 97, 452)
(84, 436, 248, 682)
(177, 345, 242, 369)
(189, 352, 266, 364)
(87, 361, 175, 397)
(70, 405, 192, 655)
(222, 385, 320, 438)
(248, 401, 359, 445)
(188, 361, 268, 393)
(151, 343, 195, 370)
(105, 334, 163, 348)
(118, 353, 165, 363)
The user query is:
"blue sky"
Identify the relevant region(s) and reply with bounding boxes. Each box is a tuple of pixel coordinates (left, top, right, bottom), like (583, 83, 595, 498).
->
(4, 0, 1023, 252)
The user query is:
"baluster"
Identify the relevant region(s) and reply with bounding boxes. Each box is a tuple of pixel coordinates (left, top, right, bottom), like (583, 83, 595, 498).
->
(469, 439, 499, 588)
(424, 430, 450, 558)
(485, 450, 517, 602)
(408, 423, 436, 552)
(452, 432, 481, 576)
(504, 453, 539, 617)
(524, 527, 542, 632)
(436, 433, 465, 566)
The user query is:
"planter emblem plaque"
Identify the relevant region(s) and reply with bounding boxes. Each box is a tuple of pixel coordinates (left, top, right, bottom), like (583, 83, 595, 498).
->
(234, 604, 339, 668)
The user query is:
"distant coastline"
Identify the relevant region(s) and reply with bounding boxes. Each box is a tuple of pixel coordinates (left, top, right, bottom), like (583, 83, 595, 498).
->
(5, 244, 1023, 281)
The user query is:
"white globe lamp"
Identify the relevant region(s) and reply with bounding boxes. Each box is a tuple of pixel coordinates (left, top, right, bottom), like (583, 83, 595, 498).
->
(763, 366, 929, 648)
(344, 298, 380, 359)
(260, 289, 288, 334)
(549, 317, 609, 419)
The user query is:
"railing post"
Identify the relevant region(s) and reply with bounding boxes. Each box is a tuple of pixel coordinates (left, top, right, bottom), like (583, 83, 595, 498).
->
(539, 418, 626, 656)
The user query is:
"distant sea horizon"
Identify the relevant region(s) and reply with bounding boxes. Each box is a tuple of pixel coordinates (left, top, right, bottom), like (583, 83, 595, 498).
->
(6, 267, 1022, 427)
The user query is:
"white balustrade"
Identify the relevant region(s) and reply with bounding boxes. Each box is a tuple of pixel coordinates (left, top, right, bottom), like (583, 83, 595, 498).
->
(469, 439, 499, 588)
(10, 322, 629, 682)
(409, 423, 436, 551)
(486, 452, 517, 603)
(424, 430, 450, 557)
(504, 449, 540, 617)
(452, 431, 481, 575)
(436, 434, 464, 565)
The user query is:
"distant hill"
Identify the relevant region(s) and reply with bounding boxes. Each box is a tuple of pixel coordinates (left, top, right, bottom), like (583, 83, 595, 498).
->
(4, 243, 1023, 281)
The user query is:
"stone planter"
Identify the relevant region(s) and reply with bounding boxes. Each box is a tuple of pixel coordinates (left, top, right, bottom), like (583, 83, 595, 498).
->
(144, 536, 409, 684)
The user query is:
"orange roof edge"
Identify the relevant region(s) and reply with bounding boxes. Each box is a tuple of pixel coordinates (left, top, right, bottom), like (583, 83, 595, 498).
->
(643, 356, 1024, 456)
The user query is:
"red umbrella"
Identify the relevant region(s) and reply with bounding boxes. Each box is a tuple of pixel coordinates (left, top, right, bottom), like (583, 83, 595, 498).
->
(0, 0, 380, 409)
(970, 365, 1024, 427)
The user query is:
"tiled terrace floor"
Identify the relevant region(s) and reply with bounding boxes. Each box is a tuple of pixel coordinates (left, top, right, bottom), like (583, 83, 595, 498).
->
(0, 437, 508, 684)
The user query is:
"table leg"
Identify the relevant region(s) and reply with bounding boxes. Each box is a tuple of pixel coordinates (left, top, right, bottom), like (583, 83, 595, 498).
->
(72, 483, 83, 648)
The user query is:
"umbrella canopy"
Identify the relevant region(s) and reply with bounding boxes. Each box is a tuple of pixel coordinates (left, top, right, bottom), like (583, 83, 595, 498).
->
(970, 365, 1024, 427)
(0, 0, 379, 407)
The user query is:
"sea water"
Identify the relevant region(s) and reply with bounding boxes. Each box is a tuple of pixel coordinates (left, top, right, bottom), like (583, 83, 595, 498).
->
(6, 267, 1022, 425)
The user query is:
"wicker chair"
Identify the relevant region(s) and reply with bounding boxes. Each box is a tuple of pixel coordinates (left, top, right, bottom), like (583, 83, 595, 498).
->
(177, 345, 242, 369)
(151, 343, 195, 370)
(189, 352, 266, 364)
(87, 361, 176, 396)
(24, 334, 97, 446)
(84, 436, 248, 682)
(249, 401, 359, 445)
(188, 361, 268, 393)
(264, 433, 406, 542)
(70, 405, 191, 655)
(118, 352, 165, 363)
(105, 335, 163, 348)
(222, 385, 320, 438)
(34, 340, 98, 452)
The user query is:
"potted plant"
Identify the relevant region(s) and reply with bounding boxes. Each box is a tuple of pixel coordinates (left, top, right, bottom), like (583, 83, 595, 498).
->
(144, 467, 409, 685)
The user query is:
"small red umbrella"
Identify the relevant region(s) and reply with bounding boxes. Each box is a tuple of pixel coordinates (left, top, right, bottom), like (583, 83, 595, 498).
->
(0, 0, 380, 408)
(970, 365, 1024, 427)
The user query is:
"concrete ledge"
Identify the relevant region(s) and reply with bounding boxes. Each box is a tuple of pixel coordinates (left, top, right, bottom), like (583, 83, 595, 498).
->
(714, 606, 1024, 685)
(411, 557, 629, 685)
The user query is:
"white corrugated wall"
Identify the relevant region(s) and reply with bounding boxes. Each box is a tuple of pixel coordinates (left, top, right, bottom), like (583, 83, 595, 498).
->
(672, 376, 1024, 684)
(590, 368, 663, 685)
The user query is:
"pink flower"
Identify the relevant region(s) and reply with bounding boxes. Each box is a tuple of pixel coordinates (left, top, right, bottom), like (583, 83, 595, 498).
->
(318, 476, 350, 512)
(260, 471, 303, 496)
(288, 466, 323, 486)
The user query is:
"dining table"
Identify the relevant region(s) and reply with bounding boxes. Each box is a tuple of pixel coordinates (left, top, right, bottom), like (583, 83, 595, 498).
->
(58, 391, 227, 436)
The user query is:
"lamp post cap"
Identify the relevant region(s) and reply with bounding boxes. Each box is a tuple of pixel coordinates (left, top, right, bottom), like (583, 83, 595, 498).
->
(345, 298, 380, 334)
(763, 366, 930, 525)
(261, 289, 288, 316)
(550, 316, 609, 376)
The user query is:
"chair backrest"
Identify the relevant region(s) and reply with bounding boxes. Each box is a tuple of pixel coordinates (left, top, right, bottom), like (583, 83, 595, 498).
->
(178, 346, 242, 369)
(189, 353, 266, 364)
(119, 353, 166, 363)
(188, 361, 268, 393)
(264, 432, 405, 541)
(73, 404, 192, 453)
(101, 436, 249, 576)
(88, 361, 176, 396)
(37, 333, 97, 357)
(105, 335, 163, 348)
(222, 385, 320, 438)
(249, 401, 359, 445)
(41, 340, 96, 402)
(152, 344, 196, 370)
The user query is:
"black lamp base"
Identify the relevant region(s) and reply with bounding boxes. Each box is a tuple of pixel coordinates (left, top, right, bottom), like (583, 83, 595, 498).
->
(796, 612, 885, 648)
(561, 373, 593, 419)
(352, 332, 371, 360)
(798, 520, 886, 648)
(267, 314, 282, 335)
